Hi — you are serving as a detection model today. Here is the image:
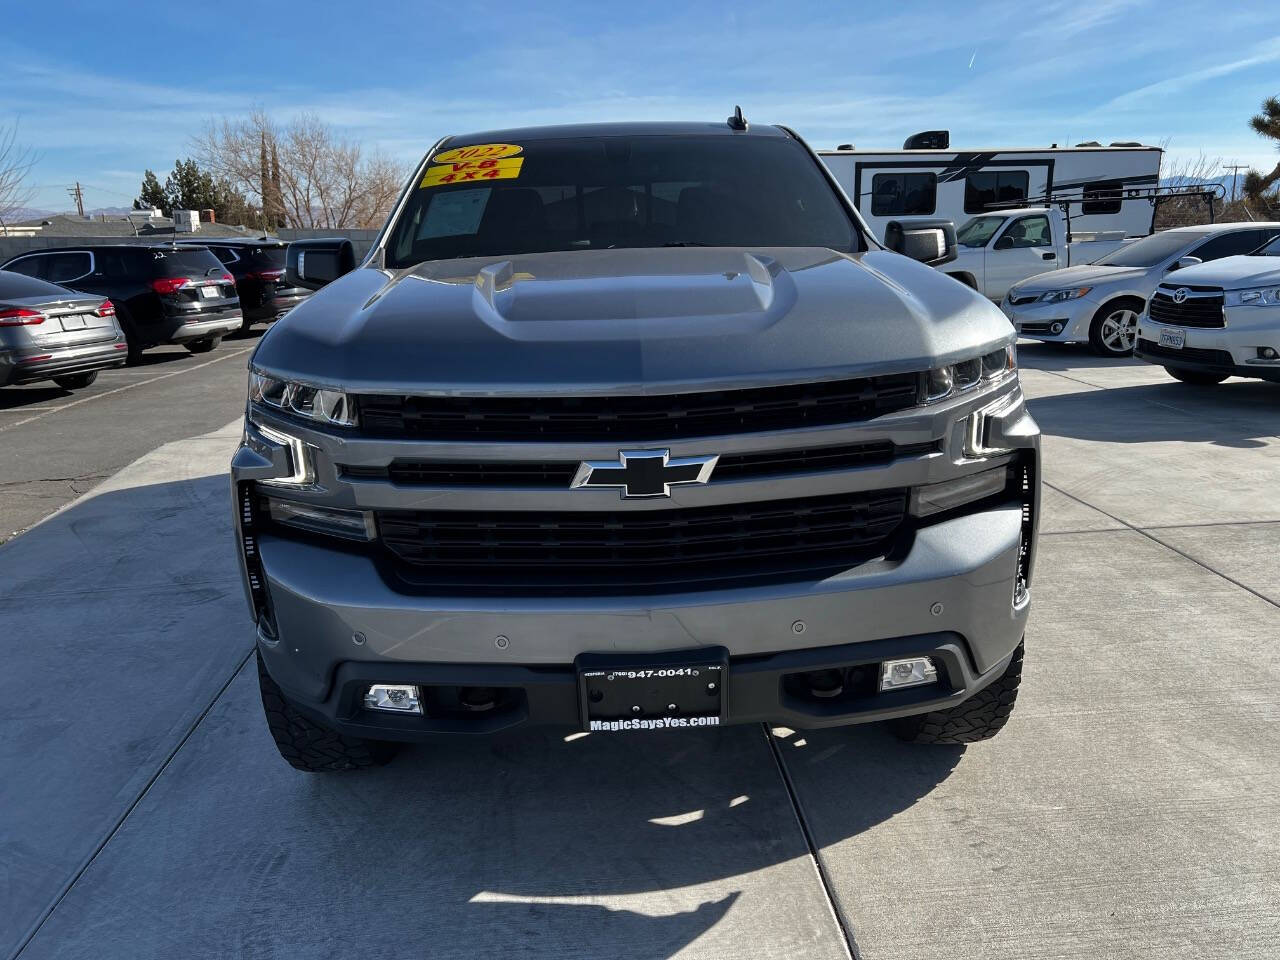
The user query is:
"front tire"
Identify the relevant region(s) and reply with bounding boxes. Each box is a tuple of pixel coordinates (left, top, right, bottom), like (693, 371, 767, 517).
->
(890, 642, 1023, 744)
(185, 335, 221, 354)
(257, 653, 398, 772)
(1088, 299, 1142, 357)
(1165, 366, 1228, 385)
(52, 371, 98, 390)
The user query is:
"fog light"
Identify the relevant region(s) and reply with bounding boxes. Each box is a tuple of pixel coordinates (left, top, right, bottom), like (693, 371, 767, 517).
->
(265, 497, 376, 541)
(364, 684, 422, 714)
(879, 657, 938, 691)
(1050, 322, 1064, 335)
(1262, 347, 1278, 360)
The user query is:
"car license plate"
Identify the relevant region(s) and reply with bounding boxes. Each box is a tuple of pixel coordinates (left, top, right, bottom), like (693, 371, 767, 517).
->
(198, 285, 219, 299)
(1159, 328, 1186, 350)
(59, 314, 87, 330)
(577, 649, 726, 732)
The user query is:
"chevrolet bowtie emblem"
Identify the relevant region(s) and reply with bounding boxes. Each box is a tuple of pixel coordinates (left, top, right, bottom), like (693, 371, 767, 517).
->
(571, 449, 719, 498)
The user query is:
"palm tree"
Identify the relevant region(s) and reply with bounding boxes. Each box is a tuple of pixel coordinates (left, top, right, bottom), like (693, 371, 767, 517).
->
(1243, 96, 1280, 203)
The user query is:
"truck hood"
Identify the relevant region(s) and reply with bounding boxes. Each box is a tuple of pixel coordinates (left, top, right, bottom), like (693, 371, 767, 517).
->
(1011, 263, 1147, 294)
(252, 247, 1013, 395)
(1161, 255, 1280, 289)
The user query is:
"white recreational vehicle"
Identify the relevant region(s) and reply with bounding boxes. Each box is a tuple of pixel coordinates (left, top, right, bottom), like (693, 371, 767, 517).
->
(820, 131, 1163, 244)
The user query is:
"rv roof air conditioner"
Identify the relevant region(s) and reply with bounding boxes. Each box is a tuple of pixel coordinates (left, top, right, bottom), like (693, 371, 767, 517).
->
(903, 130, 949, 150)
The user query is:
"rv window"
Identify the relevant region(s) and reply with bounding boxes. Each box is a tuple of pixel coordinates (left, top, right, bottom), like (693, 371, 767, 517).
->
(1082, 180, 1123, 215)
(870, 172, 937, 216)
(964, 171, 1029, 214)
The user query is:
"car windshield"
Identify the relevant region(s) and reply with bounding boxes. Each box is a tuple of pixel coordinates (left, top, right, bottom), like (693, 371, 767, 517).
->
(956, 216, 1006, 247)
(1252, 234, 1280, 257)
(385, 134, 858, 267)
(1092, 231, 1202, 267)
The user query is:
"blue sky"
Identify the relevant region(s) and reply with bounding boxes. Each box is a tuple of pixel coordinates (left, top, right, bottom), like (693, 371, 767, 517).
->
(6, 0, 1280, 212)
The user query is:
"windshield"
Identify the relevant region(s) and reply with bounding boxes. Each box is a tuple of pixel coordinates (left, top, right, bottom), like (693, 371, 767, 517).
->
(386, 134, 858, 267)
(1253, 234, 1280, 257)
(956, 216, 1006, 248)
(1092, 231, 1202, 268)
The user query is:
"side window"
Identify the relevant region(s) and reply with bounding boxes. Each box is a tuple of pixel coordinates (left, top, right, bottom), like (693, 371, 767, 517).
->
(1081, 179, 1123, 215)
(211, 247, 239, 265)
(964, 171, 1029, 214)
(45, 252, 93, 284)
(95, 250, 132, 278)
(870, 172, 938, 216)
(1001, 215, 1051, 248)
(1190, 231, 1264, 262)
(3, 255, 46, 279)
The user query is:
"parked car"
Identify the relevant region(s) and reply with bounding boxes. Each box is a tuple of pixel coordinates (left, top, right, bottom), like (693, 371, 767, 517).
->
(1001, 222, 1280, 357)
(1136, 232, 1280, 385)
(232, 117, 1040, 772)
(176, 238, 311, 333)
(944, 206, 1134, 302)
(0, 269, 127, 389)
(0, 244, 243, 361)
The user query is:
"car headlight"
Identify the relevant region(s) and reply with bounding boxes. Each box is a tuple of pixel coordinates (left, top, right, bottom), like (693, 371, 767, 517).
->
(1037, 286, 1092, 304)
(1225, 288, 1280, 306)
(921, 344, 1016, 403)
(249, 371, 357, 427)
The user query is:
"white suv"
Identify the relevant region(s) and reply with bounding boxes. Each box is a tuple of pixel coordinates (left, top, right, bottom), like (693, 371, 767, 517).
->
(1135, 233, 1280, 385)
(1003, 223, 1280, 357)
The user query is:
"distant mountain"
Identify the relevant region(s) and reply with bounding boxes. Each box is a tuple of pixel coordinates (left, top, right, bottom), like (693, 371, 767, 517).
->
(3, 206, 55, 222)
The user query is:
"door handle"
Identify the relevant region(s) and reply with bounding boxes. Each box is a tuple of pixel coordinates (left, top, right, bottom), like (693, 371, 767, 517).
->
(1041, 252, 1055, 261)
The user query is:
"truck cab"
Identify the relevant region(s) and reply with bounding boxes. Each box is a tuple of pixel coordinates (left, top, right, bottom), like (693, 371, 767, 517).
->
(946, 207, 1130, 302)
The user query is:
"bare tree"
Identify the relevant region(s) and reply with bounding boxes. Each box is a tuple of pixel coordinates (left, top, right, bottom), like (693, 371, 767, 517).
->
(195, 110, 408, 230)
(0, 121, 38, 235)
(1154, 150, 1229, 229)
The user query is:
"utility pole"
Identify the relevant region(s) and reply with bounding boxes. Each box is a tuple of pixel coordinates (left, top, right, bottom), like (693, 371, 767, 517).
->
(66, 181, 85, 217)
(1223, 164, 1248, 203)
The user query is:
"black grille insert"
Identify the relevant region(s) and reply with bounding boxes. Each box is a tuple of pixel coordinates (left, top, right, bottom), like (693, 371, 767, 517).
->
(1137, 339, 1233, 367)
(355, 374, 922, 442)
(341, 440, 939, 488)
(374, 490, 909, 593)
(1148, 289, 1225, 328)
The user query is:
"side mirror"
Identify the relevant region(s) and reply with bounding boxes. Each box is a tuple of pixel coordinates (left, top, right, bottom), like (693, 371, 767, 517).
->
(993, 235, 1014, 251)
(883, 217, 957, 267)
(1168, 255, 1202, 273)
(285, 238, 356, 290)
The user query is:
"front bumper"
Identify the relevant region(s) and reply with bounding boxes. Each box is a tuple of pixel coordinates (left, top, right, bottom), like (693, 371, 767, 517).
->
(0, 338, 128, 385)
(1003, 294, 1098, 342)
(233, 378, 1040, 737)
(1136, 308, 1280, 382)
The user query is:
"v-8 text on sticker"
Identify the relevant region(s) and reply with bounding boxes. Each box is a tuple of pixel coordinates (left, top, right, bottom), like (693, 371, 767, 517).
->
(421, 156, 524, 188)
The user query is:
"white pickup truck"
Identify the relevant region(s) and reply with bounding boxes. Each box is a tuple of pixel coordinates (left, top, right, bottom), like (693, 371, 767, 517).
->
(943, 207, 1131, 302)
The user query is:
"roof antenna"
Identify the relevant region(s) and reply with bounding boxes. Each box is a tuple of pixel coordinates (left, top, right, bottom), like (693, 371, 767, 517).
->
(726, 105, 748, 131)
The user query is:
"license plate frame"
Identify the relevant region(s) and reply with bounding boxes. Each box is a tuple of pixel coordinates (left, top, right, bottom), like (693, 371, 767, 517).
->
(198, 285, 220, 300)
(577, 648, 727, 732)
(1159, 327, 1186, 350)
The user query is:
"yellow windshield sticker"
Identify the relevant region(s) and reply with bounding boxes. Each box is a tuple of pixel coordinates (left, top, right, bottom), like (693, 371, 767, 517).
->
(432, 143, 523, 164)
(421, 157, 525, 187)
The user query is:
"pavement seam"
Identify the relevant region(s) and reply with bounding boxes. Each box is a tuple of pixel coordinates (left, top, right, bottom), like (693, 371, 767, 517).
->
(1044, 480, 1280, 612)
(0, 346, 252, 435)
(9, 647, 255, 960)
(762, 724, 860, 960)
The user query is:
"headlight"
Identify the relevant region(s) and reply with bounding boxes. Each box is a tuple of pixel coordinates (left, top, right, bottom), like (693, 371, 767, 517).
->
(1225, 288, 1280, 306)
(249, 371, 357, 427)
(921, 344, 1016, 403)
(1037, 286, 1091, 304)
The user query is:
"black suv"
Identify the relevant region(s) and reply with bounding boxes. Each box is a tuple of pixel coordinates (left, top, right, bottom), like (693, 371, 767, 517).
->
(177, 238, 311, 332)
(0, 244, 242, 361)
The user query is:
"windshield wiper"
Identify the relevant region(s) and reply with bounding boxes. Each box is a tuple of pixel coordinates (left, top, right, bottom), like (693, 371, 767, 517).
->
(662, 241, 711, 247)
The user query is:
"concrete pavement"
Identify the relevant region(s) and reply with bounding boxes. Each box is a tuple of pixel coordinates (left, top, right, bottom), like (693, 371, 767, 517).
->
(2, 345, 1278, 959)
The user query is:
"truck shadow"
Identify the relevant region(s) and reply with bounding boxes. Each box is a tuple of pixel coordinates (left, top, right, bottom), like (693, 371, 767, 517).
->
(7, 472, 965, 959)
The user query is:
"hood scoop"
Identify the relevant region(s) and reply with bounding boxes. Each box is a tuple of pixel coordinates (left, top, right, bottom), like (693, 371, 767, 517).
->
(468, 251, 795, 342)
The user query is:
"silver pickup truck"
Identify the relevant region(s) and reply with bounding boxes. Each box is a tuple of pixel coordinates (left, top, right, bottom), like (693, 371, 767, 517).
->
(230, 117, 1041, 772)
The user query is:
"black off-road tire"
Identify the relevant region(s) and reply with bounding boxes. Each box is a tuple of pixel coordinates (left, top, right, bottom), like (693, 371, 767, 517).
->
(257, 652, 398, 772)
(185, 335, 221, 354)
(52, 371, 98, 390)
(890, 642, 1023, 744)
(1165, 366, 1228, 386)
(114, 305, 147, 365)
